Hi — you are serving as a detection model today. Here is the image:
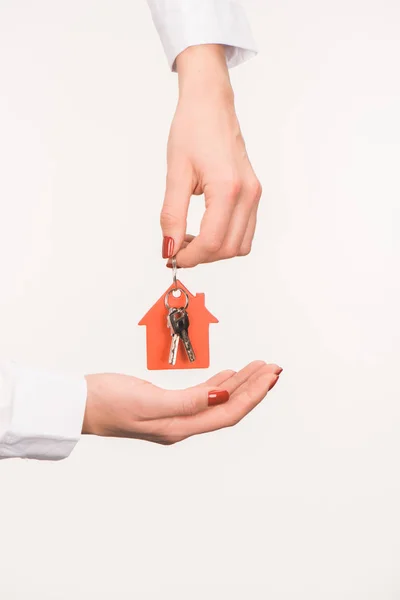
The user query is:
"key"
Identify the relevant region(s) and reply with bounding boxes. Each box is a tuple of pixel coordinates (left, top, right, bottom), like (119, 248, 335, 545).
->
(169, 334, 180, 365)
(169, 308, 196, 363)
(167, 308, 180, 365)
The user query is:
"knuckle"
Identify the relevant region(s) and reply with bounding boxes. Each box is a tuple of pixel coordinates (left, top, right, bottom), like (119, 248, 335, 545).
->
(203, 237, 224, 254)
(238, 243, 252, 257)
(159, 436, 177, 446)
(159, 437, 174, 446)
(225, 179, 242, 201)
(218, 406, 238, 429)
(158, 428, 185, 445)
(248, 178, 262, 202)
(221, 243, 240, 259)
(227, 414, 241, 428)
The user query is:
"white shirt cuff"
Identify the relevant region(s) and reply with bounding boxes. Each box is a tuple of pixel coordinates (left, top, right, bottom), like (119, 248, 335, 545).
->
(147, 0, 258, 71)
(0, 362, 87, 461)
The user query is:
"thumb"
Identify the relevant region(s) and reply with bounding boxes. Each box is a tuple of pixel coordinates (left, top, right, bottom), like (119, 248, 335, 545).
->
(160, 385, 230, 418)
(161, 161, 193, 259)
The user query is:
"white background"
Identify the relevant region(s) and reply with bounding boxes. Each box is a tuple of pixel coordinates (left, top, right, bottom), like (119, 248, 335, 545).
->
(0, 0, 399, 598)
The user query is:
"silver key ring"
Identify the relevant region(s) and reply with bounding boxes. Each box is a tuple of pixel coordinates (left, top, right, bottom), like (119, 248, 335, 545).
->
(164, 287, 189, 311)
(172, 256, 178, 289)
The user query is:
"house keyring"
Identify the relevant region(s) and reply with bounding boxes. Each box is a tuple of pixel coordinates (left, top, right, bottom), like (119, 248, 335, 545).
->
(138, 255, 219, 370)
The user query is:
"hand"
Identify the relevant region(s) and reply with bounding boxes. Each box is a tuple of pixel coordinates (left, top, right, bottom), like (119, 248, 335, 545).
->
(83, 361, 281, 444)
(161, 45, 262, 268)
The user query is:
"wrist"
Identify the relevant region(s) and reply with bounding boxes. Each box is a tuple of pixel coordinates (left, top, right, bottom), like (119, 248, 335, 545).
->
(82, 375, 100, 436)
(176, 44, 234, 103)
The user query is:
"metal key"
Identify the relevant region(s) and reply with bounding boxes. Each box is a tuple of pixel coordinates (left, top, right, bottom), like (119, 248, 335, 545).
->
(169, 308, 196, 363)
(167, 308, 180, 365)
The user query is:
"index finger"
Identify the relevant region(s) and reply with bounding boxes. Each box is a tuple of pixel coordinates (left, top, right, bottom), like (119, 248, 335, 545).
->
(175, 180, 240, 268)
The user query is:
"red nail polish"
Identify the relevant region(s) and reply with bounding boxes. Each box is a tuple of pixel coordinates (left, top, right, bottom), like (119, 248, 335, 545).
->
(162, 236, 174, 259)
(208, 390, 229, 406)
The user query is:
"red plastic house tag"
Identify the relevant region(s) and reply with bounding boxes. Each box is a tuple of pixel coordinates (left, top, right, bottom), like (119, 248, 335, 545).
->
(138, 280, 218, 370)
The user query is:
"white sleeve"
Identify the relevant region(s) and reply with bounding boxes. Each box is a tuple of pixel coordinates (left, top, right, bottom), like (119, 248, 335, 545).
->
(0, 361, 87, 461)
(147, 0, 257, 71)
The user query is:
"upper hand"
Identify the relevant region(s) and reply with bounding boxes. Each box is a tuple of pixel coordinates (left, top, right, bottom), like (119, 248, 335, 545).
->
(83, 362, 281, 444)
(161, 45, 262, 268)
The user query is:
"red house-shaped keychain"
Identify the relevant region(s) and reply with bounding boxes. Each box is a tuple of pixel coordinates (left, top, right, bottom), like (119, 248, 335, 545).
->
(138, 280, 218, 370)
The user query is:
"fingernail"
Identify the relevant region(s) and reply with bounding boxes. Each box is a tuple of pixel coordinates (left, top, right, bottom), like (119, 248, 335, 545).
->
(208, 390, 230, 406)
(162, 236, 174, 259)
(277, 366, 283, 374)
